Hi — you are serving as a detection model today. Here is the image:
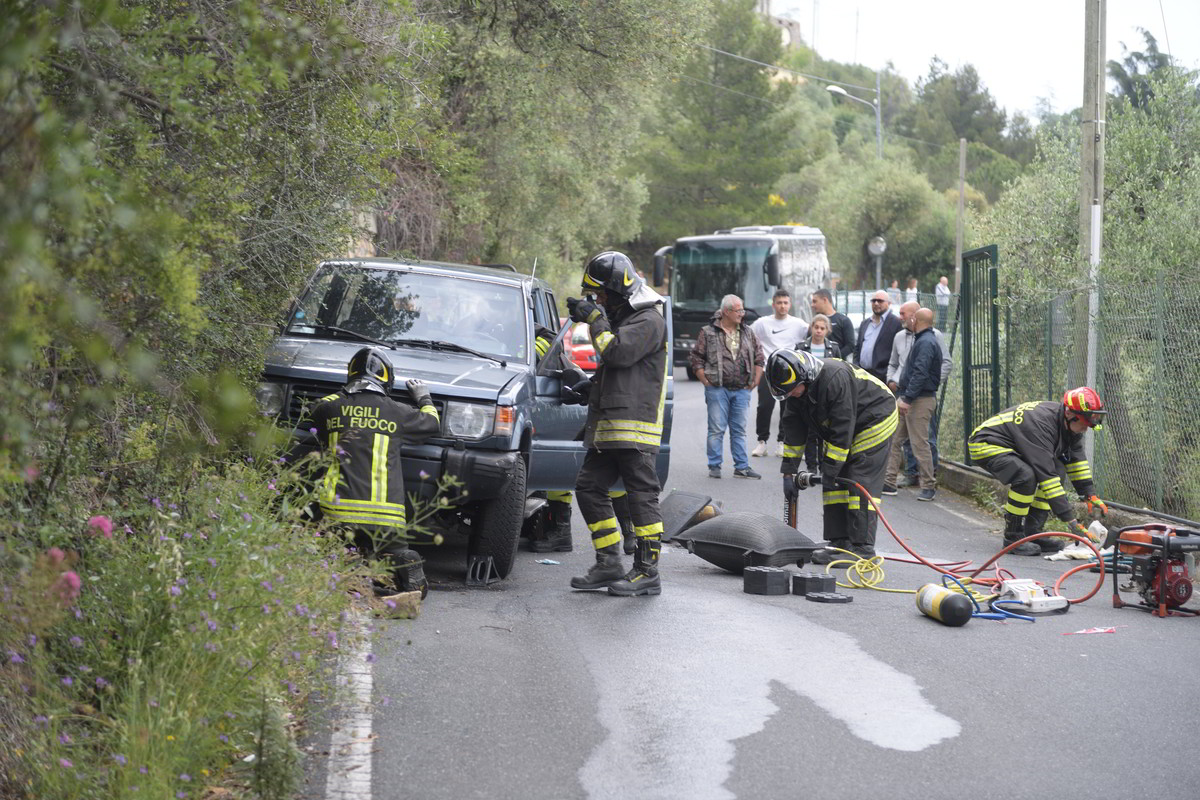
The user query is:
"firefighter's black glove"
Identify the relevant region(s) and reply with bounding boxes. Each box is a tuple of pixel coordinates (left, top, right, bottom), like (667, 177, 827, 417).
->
(406, 379, 433, 408)
(782, 474, 799, 503)
(567, 296, 603, 324)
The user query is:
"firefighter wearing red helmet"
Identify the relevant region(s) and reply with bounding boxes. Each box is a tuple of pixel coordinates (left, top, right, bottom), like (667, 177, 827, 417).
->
(968, 386, 1108, 555)
(564, 251, 668, 596)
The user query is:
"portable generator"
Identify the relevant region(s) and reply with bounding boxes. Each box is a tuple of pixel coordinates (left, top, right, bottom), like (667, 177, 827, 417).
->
(1110, 524, 1200, 618)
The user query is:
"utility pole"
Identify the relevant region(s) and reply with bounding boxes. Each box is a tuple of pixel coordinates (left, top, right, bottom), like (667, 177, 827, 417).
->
(954, 138, 966, 295)
(1079, 0, 1106, 461)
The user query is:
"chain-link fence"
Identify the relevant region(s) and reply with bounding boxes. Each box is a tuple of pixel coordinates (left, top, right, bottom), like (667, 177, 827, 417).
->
(935, 277, 1200, 522)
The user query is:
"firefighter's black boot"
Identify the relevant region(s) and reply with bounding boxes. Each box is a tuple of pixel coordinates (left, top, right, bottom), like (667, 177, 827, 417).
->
(569, 544, 626, 591)
(532, 500, 573, 552)
(810, 539, 852, 567)
(611, 492, 637, 555)
(386, 548, 428, 598)
(1024, 507, 1062, 553)
(608, 536, 661, 596)
(1003, 513, 1041, 556)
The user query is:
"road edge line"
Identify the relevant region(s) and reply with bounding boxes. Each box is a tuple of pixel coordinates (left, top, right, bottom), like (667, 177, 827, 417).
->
(324, 612, 373, 800)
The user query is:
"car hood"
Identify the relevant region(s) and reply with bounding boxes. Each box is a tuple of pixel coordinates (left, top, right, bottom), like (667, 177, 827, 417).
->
(265, 337, 525, 402)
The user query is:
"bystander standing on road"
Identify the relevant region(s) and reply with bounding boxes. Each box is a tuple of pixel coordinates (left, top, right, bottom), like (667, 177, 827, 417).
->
(935, 276, 952, 330)
(887, 279, 902, 306)
(809, 289, 856, 354)
(887, 302, 953, 489)
(690, 295, 764, 480)
(884, 308, 941, 501)
(750, 290, 808, 458)
(853, 290, 903, 383)
(905, 277, 919, 303)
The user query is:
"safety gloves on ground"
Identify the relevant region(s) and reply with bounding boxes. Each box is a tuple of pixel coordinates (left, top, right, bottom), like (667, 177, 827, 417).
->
(567, 296, 603, 324)
(1066, 518, 1100, 543)
(406, 378, 432, 407)
(1085, 494, 1108, 517)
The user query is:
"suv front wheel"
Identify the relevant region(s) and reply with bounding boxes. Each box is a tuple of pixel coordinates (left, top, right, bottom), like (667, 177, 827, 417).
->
(471, 456, 527, 579)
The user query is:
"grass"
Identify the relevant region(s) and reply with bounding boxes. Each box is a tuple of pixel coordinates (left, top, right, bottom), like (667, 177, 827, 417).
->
(1, 459, 371, 799)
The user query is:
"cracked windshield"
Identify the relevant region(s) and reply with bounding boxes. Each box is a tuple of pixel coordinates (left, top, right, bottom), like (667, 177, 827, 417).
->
(287, 265, 527, 361)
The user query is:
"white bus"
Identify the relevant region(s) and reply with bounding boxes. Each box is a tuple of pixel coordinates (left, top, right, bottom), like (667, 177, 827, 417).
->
(653, 225, 831, 372)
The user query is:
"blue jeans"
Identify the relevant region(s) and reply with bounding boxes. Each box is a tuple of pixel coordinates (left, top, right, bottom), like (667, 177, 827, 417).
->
(705, 386, 752, 470)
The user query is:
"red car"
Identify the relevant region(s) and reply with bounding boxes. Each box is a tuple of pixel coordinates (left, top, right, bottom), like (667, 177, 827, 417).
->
(561, 320, 597, 372)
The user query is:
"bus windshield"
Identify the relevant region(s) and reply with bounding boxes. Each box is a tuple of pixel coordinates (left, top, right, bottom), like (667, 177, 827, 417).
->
(670, 239, 773, 310)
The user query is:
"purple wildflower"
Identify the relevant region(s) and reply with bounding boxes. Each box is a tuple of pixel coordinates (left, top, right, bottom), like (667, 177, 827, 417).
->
(219, 734, 229, 743)
(140, 765, 149, 774)
(365, 653, 376, 663)
(69, 636, 83, 648)
(207, 619, 217, 632)
(169, 585, 181, 597)
(179, 773, 191, 781)
(262, 604, 271, 614)
(96, 677, 108, 688)
(59, 758, 73, 768)
(242, 512, 252, 522)
(261, 580, 273, 591)
(151, 497, 162, 509)
(62, 677, 73, 687)
(59, 732, 71, 744)
(34, 715, 49, 726)
(8, 651, 23, 664)
(114, 754, 127, 766)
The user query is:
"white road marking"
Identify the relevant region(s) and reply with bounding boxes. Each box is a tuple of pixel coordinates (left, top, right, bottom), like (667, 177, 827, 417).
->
(575, 585, 960, 800)
(325, 616, 374, 800)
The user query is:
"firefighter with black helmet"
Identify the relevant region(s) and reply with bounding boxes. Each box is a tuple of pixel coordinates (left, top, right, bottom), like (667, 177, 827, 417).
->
(565, 251, 668, 596)
(306, 347, 442, 593)
(968, 387, 1108, 555)
(767, 348, 898, 564)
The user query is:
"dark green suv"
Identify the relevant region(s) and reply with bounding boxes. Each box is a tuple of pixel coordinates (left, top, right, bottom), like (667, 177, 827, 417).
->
(258, 258, 673, 581)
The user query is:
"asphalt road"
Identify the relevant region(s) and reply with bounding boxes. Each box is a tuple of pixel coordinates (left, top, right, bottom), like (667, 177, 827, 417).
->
(320, 378, 1200, 800)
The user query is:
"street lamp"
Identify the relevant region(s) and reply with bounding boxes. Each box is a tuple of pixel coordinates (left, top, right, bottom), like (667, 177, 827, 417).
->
(867, 236, 887, 291)
(826, 75, 882, 160)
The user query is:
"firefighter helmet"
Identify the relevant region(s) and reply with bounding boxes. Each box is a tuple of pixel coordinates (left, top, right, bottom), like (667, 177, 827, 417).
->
(1062, 386, 1106, 427)
(766, 349, 823, 400)
(347, 347, 394, 392)
(581, 251, 640, 299)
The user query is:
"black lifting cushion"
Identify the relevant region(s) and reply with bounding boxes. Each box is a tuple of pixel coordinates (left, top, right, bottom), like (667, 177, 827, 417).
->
(672, 511, 823, 575)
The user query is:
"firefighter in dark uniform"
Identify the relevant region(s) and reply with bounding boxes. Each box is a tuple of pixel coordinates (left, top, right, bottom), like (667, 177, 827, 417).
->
(767, 349, 898, 564)
(307, 347, 441, 593)
(566, 251, 668, 596)
(528, 325, 638, 555)
(968, 386, 1108, 555)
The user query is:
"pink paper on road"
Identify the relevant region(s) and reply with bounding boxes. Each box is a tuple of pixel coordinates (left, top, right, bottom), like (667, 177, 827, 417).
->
(1062, 627, 1117, 635)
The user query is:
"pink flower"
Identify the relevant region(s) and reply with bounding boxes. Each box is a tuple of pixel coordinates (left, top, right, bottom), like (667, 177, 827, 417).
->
(87, 515, 113, 539)
(53, 571, 82, 605)
(47, 547, 67, 567)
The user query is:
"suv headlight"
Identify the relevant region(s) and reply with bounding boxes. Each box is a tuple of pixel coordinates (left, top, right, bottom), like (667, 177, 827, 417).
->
(256, 382, 286, 416)
(444, 401, 493, 439)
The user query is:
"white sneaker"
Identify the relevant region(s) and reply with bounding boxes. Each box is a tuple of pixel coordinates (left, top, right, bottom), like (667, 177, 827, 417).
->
(772, 442, 785, 457)
(751, 441, 767, 457)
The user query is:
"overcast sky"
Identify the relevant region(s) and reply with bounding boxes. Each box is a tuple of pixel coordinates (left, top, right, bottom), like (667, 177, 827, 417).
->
(772, 0, 1200, 121)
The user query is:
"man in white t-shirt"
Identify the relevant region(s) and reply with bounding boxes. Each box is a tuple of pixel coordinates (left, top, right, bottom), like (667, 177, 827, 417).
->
(750, 289, 808, 457)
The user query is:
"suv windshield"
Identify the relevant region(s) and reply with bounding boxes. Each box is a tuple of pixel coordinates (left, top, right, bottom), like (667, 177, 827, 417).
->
(286, 264, 528, 361)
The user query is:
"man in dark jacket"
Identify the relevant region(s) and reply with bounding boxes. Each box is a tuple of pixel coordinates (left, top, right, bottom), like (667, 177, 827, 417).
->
(809, 288, 856, 353)
(853, 290, 903, 383)
(768, 349, 898, 564)
(306, 347, 442, 594)
(565, 251, 668, 597)
(968, 386, 1109, 555)
(884, 307, 940, 501)
(689, 294, 765, 480)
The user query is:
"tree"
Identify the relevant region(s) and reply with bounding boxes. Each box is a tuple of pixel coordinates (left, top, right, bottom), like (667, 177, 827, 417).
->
(635, 0, 799, 249)
(1108, 29, 1174, 110)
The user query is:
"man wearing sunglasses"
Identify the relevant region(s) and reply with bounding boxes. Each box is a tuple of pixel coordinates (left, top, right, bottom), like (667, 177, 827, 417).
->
(968, 387, 1109, 555)
(853, 290, 903, 384)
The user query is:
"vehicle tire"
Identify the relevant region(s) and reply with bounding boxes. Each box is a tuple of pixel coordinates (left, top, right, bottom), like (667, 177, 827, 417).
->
(471, 456, 526, 579)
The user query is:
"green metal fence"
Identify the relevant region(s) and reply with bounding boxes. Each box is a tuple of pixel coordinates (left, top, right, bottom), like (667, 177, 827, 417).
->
(936, 258, 1200, 521)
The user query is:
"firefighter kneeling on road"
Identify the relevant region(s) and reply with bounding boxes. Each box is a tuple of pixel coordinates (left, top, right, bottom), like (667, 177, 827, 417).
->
(968, 387, 1109, 555)
(303, 347, 441, 594)
(767, 349, 898, 565)
(566, 251, 668, 596)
